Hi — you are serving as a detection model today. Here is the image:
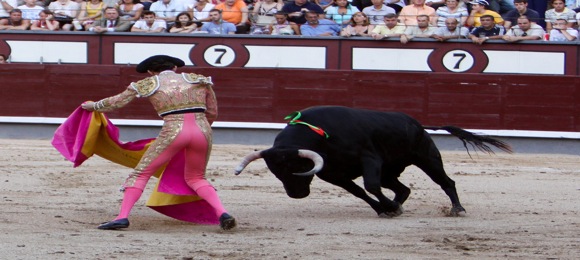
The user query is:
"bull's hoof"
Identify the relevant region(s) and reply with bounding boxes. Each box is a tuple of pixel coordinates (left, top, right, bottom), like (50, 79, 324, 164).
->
(449, 206, 467, 217)
(378, 205, 404, 218)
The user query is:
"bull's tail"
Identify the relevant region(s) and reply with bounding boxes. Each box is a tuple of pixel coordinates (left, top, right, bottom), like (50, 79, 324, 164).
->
(423, 126, 513, 156)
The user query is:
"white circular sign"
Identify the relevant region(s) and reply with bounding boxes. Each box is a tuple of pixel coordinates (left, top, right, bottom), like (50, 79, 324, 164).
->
(203, 45, 235, 67)
(442, 50, 475, 73)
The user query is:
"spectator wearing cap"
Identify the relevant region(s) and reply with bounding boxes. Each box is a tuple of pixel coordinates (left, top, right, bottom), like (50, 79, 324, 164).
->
(466, 0, 504, 28)
(399, 0, 437, 26)
(503, 0, 540, 30)
(469, 14, 505, 44)
(502, 15, 544, 42)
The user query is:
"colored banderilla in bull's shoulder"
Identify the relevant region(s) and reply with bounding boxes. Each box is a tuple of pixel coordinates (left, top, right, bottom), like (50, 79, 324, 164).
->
(284, 111, 330, 139)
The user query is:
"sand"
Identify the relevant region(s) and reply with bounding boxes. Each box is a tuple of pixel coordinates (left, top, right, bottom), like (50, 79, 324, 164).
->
(0, 139, 578, 259)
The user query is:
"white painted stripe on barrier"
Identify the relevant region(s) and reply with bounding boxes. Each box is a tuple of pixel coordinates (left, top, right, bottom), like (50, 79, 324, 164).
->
(6, 41, 87, 63)
(352, 48, 432, 71)
(114, 43, 195, 65)
(483, 50, 564, 75)
(244, 46, 326, 69)
(1, 116, 579, 139)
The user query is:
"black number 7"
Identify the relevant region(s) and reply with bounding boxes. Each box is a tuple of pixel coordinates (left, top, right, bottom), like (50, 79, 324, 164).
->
(214, 48, 227, 64)
(453, 53, 466, 69)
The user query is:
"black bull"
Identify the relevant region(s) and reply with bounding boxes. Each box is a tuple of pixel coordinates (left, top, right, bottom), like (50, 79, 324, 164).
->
(235, 106, 512, 217)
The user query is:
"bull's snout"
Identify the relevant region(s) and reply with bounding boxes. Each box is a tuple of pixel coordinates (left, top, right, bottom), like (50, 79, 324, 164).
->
(285, 189, 310, 199)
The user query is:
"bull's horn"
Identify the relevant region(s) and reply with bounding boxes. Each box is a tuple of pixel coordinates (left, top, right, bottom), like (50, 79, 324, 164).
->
(234, 150, 263, 175)
(293, 149, 324, 176)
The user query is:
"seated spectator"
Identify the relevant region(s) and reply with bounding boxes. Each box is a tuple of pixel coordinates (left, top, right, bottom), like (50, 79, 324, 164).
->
(486, 0, 515, 16)
(544, 0, 576, 32)
(215, 0, 249, 33)
(399, 0, 436, 26)
(250, 0, 283, 34)
(118, 0, 144, 24)
(370, 13, 405, 39)
(200, 8, 236, 34)
(466, 0, 503, 28)
(314, 0, 333, 10)
(502, 15, 544, 42)
(30, 9, 60, 31)
(0, 53, 7, 63)
(150, 0, 184, 24)
(548, 18, 578, 41)
(168, 11, 198, 33)
(0, 9, 31, 30)
(469, 14, 506, 44)
(74, 0, 104, 31)
(189, 0, 215, 24)
(431, 17, 469, 41)
(353, 0, 405, 14)
(269, 11, 300, 35)
(400, 14, 437, 43)
(131, 10, 167, 32)
(361, 0, 396, 25)
(17, 0, 44, 21)
(325, 0, 360, 27)
(87, 7, 132, 32)
(300, 10, 340, 36)
(0, 0, 17, 20)
(340, 11, 373, 37)
(281, 0, 324, 25)
(435, 0, 468, 27)
(48, 0, 80, 31)
(503, 0, 540, 30)
(385, 0, 407, 14)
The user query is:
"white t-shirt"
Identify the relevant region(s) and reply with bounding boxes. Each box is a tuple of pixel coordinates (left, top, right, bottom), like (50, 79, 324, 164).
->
(132, 19, 167, 31)
(0, 0, 18, 18)
(549, 28, 579, 41)
(17, 5, 44, 21)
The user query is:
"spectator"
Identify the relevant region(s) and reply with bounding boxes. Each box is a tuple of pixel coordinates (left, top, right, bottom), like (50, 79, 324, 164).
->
(435, 0, 468, 27)
(502, 15, 544, 42)
(431, 17, 469, 41)
(0, 0, 17, 19)
(400, 14, 437, 43)
(168, 11, 198, 33)
(352, 0, 405, 14)
(189, 0, 215, 24)
(74, 0, 104, 31)
(399, 0, 436, 26)
(466, 0, 503, 28)
(269, 11, 300, 35)
(131, 10, 167, 32)
(281, 0, 324, 25)
(87, 7, 132, 32)
(325, 0, 360, 27)
(314, 0, 333, 10)
(118, 0, 144, 24)
(300, 10, 340, 36)
(386, 0, 407, 14)
(215, 0, 249, 33)
(250, 0, 283, 34)
(548, 18, 578, 41)
(200, 8, 236, 34)
(526, 0, 547, 28)
(0, 54, 7, 63)
(503, 0, 540, 30)
(469, 14, 505, 44)
(340, 11, 374, 37)
(150, 0, 183, 23)
(48, 0, 80, 31)
(362, 0, 396, 26)
(544, 0, 576, 32)
(30, 9, 60, 30)
(486, 0, 515, 17)
(17, 0, 44, 21)
(370, 12, 405, 39)
(0, 9, 31, 30)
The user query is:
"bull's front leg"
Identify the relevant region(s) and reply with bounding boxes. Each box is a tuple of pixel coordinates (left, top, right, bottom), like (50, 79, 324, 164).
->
(320, 177, 385, 216)
(362, 156, 403, 218)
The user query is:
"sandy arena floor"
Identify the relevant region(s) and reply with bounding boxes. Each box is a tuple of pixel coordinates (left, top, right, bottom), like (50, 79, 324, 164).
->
(0, 139, 578, 259)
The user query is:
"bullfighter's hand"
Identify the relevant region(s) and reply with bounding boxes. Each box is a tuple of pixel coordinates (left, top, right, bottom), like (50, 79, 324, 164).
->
(81, 101, 95, 111)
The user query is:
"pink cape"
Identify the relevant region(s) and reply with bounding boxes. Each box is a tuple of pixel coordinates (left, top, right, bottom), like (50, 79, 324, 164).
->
(51, 107, 219, 225)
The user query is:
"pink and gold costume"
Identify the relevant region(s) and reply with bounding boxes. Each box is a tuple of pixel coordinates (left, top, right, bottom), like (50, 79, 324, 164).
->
(93, 71, 218, 195)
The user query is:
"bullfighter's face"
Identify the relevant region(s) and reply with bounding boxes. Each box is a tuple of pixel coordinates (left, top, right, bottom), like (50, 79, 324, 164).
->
(262, 149, 316, 199)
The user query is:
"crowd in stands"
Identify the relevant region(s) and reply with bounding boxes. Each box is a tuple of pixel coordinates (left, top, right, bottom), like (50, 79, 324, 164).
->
(0, 0, 578, 41)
